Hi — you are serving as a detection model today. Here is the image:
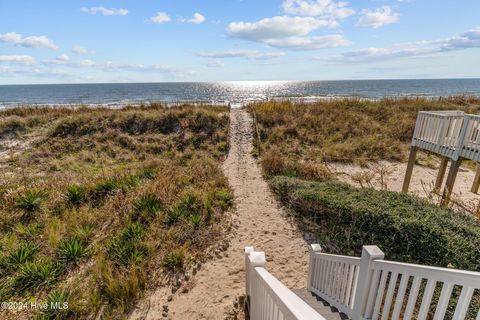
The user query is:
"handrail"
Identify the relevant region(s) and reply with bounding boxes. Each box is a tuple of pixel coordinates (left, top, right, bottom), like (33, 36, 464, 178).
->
(245, 247, 326, 320)
(307, 244, 480, 320)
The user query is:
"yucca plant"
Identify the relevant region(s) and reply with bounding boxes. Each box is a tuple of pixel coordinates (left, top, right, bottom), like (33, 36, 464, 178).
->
(57, 237, 90, 265)
(14, 190, 45, 222)
(189, 214, 202, 229)
(106, 238, 148, 267)
(121, 222, 146, 241)
(106, 223, 148, 266)
(65, 185, 87, 207)
(163, 249, 185, 271)
(6, 242, 38, 266)
(178, 192, 200, 215)
(92, 179, 118, 202)
(40, 288, 73, 319)
(166, 206, 187, 226)
(133, 194, 162, 223)
(15, 261, 59, 291)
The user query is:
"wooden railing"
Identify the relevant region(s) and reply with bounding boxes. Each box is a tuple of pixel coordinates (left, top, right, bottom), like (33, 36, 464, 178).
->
(308, 244, 480, 320)
(245, 247, 326, 320)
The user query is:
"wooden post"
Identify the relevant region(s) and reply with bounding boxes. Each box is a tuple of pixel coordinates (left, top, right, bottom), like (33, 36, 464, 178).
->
(352, 246, 385, 320)
(402, 146, 418, 193)
(244, 246, 254, 309)
(442, 159, 462, 206)
(307, 244, 322, 292)
(434, 157, 449, 193)
(471, 163, 480, 194)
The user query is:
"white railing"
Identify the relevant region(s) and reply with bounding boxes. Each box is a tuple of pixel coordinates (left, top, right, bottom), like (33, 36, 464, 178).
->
(364, 260, 480, 320)
(307, 245, 360, 317)
(459, 114, 480, 162)
(308, 244, 480, 320)
(245, 247, 326, 320)
(412, 111, 465, 159)
(412, 111, 480, 162)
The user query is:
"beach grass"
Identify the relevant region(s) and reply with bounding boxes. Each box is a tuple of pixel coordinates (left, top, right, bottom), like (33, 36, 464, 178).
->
(0, 104, 232, 319)
(249, 96, 480, 180)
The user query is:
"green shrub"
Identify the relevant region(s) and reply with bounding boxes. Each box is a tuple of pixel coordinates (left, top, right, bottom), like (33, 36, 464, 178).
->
(65, 185, 87, 207)
(57, 237, 90, 265)
(14, 190, 45, 222)
(106, 223, 148, 266)
(213, 189, 233, 210)
(165, 206, 187, 226)
(163, 249, 185, 271)
(6, 242, 38, 266)
(40, 288, 73, 319)
(15, 261, 60, 291)
(189, 214, 202, 229)
(132, 194, 162, 223)
(269, 176, 480, 271)
(92, 179, 118, 201)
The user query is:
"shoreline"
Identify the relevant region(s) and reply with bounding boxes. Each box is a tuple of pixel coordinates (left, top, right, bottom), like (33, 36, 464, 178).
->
(2, 94, 480, 110)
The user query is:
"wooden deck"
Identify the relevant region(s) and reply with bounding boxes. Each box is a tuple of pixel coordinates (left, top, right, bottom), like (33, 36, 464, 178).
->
(404, 110, 480, 203)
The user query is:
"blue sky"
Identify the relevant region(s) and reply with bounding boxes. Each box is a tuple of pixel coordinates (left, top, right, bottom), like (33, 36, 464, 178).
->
(0, 0, 479, 84)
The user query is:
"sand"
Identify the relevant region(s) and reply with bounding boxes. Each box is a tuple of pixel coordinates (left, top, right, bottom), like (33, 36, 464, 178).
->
(331, 160, 480, 210)
(129, 108, 310, 319)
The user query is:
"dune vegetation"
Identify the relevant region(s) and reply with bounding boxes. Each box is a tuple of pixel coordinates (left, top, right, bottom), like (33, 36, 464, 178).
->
(250, 97, 480, 180)
(250, 97, 480, 269)
(0, 104, 233, 319)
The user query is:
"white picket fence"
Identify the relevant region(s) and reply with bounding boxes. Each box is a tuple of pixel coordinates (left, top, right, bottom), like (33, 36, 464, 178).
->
(246, 245, 480, 320)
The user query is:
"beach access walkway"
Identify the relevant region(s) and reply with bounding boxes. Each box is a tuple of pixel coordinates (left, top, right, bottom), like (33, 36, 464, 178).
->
(130, 107, 314, 319)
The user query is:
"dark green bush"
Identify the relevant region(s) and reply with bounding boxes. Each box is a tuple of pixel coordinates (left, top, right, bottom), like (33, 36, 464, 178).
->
(14, 261, 60, 291)
(269, 176, 480, 271)
(6, 242, 38, 266)
(14, 190, 45, 222)
(132, 194, 162, 223)
(57, 237, 90, 265)
(65, 185, 87, 207)
(106, 223, 148, 266)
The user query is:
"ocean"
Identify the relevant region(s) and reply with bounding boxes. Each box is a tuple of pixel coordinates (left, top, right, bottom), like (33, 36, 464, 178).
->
(0, 79, 479, 107)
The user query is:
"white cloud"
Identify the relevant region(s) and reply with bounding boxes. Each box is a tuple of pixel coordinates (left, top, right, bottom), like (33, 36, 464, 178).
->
(228, 16, 334, 40)
(328, 27, 480, 62)
(204, 60, 225, 68)
(185, 13, 206, 24)
(282, 0, 355, 19)
(198, 49, 285, 60)
(81, 7, 128, 16)
(77, 60, 96, 67)
(267, 34, 349, 49)
(227, 16, 349, 50)
(56, 54, 70, 62)
(0, 55, 35, 65)
(149, 12, 172, 24)
(72, 46, 88, 54)
(357, 6, 399, 29)
(0, 32, 58, 50)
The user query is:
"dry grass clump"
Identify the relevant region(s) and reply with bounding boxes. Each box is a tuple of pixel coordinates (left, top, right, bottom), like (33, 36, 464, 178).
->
(250, 97, 480, 179)
(0, 104, 233, 319)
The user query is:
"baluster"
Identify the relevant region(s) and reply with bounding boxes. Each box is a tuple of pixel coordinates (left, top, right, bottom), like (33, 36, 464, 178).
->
(381, 272, 398, 320)
(452, 286, 474, 320)
(417, 279, 436, 320)
(433, 282, 453, 320)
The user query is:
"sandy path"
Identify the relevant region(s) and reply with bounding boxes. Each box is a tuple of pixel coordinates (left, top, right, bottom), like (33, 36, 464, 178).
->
(130, 108, 309, 320)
